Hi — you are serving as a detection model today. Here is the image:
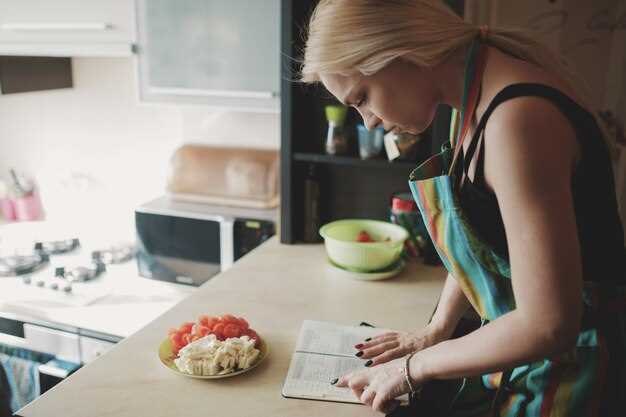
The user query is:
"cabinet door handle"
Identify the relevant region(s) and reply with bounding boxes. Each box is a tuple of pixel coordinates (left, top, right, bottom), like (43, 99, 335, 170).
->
(0, 22, 113, 31)
(148, 87, 279, 99)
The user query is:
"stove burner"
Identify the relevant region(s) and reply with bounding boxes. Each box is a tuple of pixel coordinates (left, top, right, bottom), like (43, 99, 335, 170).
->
(34, 238, 80, 255)
(92, 244, 134, 264)
(56, 261, 106, 283)
(0, 252, 49, 277)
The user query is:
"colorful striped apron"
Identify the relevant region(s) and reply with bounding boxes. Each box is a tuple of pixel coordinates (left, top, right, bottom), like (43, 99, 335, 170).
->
(408, 38, 626, 417)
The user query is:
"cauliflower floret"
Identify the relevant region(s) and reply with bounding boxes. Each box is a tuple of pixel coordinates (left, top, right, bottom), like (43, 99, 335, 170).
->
(174, 334, 261, 376)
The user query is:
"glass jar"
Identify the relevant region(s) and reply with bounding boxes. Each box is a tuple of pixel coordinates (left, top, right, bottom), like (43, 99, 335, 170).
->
(324, 105, 349, 155)
(389, 192, 441, 265)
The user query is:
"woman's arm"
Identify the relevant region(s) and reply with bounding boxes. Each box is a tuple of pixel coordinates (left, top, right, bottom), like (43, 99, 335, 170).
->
(357, 273, 471, 365)
(429, 272, 472, 339)
(409, 96, 584, 383)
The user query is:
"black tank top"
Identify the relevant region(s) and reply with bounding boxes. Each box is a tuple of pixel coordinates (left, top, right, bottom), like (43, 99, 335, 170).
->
(458, 83, 626, 283)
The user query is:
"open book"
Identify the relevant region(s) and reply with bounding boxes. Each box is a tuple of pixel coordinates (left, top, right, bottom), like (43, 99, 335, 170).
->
(282, 320, 410, 404)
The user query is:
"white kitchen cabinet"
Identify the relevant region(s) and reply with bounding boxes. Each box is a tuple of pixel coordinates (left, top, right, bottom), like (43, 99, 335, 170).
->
(0, 0, 134, 57)
(23, 324, 81, 363)
(135, 0, 281, 112)
(80, 336, 116, 363)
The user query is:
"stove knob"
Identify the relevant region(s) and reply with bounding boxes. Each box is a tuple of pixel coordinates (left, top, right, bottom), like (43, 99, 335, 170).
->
(48, 281, 59, 290)
(22, 276, 32, 285)
(35, 279, 45, 287)
(94, 261, 106, 275)
(62, 283, 72, 293)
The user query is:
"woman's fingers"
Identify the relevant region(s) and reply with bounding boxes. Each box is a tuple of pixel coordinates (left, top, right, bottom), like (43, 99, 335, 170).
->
(355, 334, 398, 350)
(334, 373, 350, 388)
(348, 372, 371, 400)
(370, 347, 405, 365)
(335, 370, 368, 390)
(360, 386, 376, 406)
(359, 341, 399, 360)
(374, 397, 400, 415)
(370, 331, 399, 340)
(355, 332, 398, 349)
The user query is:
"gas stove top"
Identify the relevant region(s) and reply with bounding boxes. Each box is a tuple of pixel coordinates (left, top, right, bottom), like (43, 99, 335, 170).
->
(0, 238, 82, 277)
(0, 223, 136, 305)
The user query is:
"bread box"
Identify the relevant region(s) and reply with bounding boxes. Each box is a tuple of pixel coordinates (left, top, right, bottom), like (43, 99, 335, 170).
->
(166, 145, 279, 209)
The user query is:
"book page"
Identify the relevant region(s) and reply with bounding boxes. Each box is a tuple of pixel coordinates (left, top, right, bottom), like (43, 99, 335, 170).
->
(283, 352, 410, 404)
(295, 320, 395, 357)
(282, 352, 365, 403)
(283, 320, 409, 405)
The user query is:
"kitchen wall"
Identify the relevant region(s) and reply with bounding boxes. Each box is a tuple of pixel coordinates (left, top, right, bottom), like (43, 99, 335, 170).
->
(466, 0, 626, 241)
(0, 57, 280, 236)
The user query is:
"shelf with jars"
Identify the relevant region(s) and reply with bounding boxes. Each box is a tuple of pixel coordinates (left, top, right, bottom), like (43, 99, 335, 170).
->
(280, 0, 458, 243)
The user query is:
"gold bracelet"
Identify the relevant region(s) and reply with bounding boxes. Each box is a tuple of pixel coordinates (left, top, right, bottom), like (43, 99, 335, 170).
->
(403, 352, 421, 396)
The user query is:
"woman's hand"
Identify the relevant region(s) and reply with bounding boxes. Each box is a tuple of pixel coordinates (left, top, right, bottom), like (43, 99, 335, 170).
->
(354, 323, 451, 366)
(334, 356, 424, 414)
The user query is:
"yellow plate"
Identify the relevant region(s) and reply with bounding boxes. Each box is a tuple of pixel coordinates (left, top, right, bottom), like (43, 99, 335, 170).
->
(158, 337, 269, 379)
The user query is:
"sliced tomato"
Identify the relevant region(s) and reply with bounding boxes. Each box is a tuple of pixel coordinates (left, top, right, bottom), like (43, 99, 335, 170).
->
(211, 323, 226, 341)
(223, 323, 241, 338)
(198, 315, 209, 326)
(221, 314, 238, 323)
(199, 315, 218, 327)
(179, 322, 194, 333)
(204, 317, 219, 331)
(182, 333, 192, 345)
(243, 329, 259, 343)
(237, 317, 249, 330)
(197, 326, 209, 337)
(170, 332, 183, 346)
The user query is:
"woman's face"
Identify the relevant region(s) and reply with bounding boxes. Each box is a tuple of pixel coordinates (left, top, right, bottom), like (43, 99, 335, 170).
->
(320, 59, 442, 134)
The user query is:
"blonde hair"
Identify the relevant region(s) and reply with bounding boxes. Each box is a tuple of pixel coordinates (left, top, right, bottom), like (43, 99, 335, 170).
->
(302, 0, 577, 86)
(300, 0, 614, 149)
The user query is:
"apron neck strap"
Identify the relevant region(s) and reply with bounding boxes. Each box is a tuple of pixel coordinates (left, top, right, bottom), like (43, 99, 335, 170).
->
(448, 39, 489, 176)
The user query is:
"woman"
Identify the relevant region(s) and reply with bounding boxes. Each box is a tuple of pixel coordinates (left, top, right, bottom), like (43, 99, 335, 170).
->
(300, 1, 626, 416)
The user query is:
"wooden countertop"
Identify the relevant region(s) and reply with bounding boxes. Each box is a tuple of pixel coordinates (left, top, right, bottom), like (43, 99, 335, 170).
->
(18, 237, 446, 417)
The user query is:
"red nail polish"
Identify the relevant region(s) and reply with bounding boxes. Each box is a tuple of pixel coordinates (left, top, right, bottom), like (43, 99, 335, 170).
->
(355, 344, 363, 349)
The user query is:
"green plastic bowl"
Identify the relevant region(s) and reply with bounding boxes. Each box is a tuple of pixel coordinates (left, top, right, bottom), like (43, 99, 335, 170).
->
(319, 219, 408, 272)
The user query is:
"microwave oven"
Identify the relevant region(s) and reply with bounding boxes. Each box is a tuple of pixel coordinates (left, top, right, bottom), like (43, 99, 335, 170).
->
(135, 197, 276, 286)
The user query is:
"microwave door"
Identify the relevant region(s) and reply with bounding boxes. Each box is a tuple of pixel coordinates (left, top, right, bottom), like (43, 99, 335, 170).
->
(135, 210, 223, 286)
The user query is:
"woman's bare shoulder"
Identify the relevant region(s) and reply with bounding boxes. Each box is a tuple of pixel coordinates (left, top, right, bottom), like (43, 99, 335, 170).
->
(476, 48, 582, 190)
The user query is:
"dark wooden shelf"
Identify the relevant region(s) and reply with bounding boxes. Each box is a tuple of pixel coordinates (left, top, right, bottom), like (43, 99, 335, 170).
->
(280, 0, 460, 243)
(293, 152, 417, 171)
